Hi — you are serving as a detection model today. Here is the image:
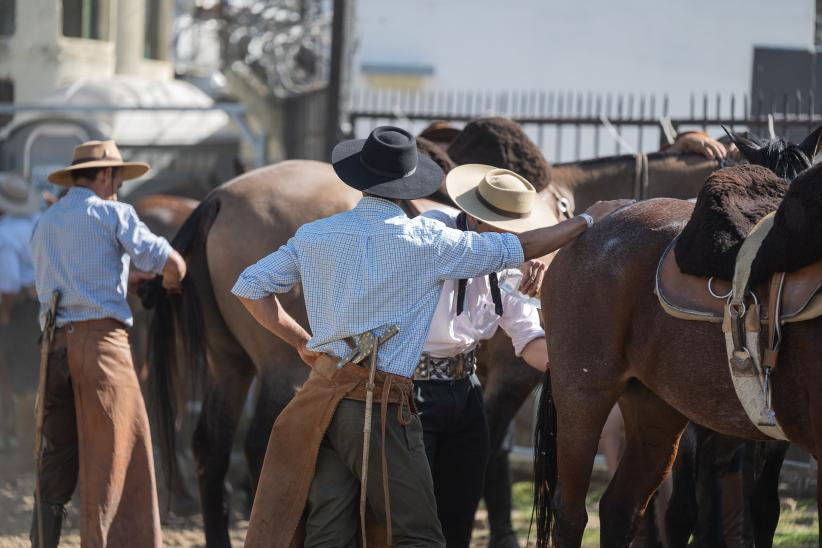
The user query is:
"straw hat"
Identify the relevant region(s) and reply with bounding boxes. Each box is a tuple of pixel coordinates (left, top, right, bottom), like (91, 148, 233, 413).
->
(0, 173, 40, 216)
(48, 140, 150, 186)
(445, 164, 556, 233)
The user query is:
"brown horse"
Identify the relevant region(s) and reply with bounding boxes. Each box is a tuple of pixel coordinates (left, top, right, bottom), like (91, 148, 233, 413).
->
(533, 143, 822, 546)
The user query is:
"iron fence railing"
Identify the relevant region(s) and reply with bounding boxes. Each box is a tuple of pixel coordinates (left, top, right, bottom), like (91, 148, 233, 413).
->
(348, 88, 822, 163)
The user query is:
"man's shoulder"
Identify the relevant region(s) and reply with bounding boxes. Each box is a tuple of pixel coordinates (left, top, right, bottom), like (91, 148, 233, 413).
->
(294, 208, 355, 238)
(420, 207, 458, 228)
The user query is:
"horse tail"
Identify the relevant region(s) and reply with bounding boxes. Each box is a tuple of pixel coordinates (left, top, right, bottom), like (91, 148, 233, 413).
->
(143, 195, 221, 504)
(533, 371, 558, 547)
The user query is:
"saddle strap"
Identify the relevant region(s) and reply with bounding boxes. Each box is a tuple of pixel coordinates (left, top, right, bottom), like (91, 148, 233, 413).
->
(764, 272, 786, 370)
(730, 213, 776, 308)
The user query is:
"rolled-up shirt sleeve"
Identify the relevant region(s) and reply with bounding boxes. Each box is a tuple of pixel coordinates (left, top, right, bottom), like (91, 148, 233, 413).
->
(114, 204, 172, 274)
(499, 290, 545, 356)
(232, 239, 301, 299)
(435, 226, 524, 281)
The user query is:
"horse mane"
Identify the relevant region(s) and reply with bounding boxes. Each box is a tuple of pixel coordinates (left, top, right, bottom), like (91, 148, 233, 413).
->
(724, 127, 815, 183)
(447, 117, 552, 191)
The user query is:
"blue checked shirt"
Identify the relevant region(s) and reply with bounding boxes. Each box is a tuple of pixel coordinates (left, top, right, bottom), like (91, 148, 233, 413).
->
(30, 186, 172, 328)
(231, 196, 525, 377)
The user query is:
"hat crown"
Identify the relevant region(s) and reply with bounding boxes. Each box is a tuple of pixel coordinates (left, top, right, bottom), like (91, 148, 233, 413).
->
(478, 168, 535, 214)
(360, 126, 419, 178)
(0, 173, 30, 202)
(72, 140, 123, 165)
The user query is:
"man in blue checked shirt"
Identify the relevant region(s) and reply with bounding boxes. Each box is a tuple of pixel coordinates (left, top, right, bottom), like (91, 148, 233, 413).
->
(233, 126, 631, 548)
(29, 140, 186, 548)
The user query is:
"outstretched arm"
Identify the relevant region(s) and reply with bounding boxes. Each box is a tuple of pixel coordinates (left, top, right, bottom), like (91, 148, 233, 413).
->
(516, 199, 634, 260)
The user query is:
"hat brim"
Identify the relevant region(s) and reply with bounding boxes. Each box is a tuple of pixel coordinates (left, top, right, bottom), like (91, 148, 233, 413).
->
(0, 186, 40, 216)
(331, 139, 444, 200)
(446, 164, 559, 233)
(47, 161, 150, 186)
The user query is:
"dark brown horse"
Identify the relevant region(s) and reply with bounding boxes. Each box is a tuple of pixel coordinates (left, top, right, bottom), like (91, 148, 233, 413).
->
(533, 134, 822, 547)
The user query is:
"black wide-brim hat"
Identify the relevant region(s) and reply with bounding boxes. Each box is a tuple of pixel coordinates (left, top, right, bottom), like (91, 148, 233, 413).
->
(331, 126, 444, 200)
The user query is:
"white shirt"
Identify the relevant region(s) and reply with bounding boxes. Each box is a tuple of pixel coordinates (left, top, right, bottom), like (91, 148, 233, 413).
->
(421, 208, 545, 358)
(0, 213, 38, 294)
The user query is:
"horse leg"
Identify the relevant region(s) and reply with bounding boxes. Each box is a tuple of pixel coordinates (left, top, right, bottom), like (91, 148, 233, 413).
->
(244, 372, 295, 497)
(552, 386, 621, 547)
(749, 441, 788, 548)
(192, 365, 254, 548)
(664, 425, 699, 548)
(599, 382, 687, 548)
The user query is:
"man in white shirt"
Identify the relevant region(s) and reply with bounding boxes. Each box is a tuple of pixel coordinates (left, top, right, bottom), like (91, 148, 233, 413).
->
(415, 164, 559, 547)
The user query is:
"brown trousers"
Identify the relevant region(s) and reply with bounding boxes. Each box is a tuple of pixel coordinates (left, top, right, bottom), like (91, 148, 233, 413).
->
(39, 319, 161, 547)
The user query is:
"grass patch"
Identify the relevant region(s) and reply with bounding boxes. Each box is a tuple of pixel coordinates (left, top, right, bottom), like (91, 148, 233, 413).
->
(476, 480, 818, 547)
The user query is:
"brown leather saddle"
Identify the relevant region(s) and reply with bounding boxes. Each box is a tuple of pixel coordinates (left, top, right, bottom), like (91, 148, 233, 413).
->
(656, 237, 822, 325)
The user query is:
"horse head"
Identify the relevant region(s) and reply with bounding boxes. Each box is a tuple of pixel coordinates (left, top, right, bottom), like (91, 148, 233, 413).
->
(722, 124, 821, 182)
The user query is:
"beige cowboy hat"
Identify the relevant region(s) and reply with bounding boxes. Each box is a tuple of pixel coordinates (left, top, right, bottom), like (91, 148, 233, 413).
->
(446, 164, 557, 233)
(47, 140, 150, 186)
(0, 173, 40, 216)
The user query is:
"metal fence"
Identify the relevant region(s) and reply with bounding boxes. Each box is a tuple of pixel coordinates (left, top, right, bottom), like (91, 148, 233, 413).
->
(348, 88, 822, 163)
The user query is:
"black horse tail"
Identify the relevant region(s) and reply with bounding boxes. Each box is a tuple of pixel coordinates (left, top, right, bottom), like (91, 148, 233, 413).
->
(142, 195, 221, 505)
(533, 371, 558, 547)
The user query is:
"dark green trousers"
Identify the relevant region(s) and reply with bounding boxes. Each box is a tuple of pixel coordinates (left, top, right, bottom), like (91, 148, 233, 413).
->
(305, 399, 445, 547)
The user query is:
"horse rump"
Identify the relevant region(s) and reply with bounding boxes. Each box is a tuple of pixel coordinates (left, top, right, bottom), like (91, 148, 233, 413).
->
(673, 164, 787, 280)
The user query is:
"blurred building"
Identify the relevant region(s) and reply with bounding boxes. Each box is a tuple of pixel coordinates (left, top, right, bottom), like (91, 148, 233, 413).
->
(0, 0, 245, 201)
(351, 0, 816, 116)
(0, 0, 173, 105)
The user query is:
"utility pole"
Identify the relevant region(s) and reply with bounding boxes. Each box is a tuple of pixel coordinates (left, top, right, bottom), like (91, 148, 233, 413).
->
(326, 0, 355, 159)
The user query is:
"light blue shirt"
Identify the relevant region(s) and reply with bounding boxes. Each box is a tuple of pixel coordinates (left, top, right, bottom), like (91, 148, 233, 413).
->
(30, 187, 172, 328)
(0, 213, 38, 294)
(231, 196, 525, 377)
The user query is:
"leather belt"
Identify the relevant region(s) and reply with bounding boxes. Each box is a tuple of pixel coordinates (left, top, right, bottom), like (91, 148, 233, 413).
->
(414, 349, 477, 381)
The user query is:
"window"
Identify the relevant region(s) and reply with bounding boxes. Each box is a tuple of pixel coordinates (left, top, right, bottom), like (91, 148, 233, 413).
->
(144, 0, 162, 60)
(0, 80, 13, 128)
(0, 0, 14, 36)
(62, 0, 103, 40)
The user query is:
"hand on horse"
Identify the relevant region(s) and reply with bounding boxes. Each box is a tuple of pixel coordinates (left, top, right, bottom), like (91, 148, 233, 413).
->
(670, 131, 728, 160)
(297, 341, 322, 368)
(519, 259, 547, 297)
(582, 199, 635, 224)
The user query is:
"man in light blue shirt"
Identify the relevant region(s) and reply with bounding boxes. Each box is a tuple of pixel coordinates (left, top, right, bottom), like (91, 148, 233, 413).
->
(233, 126, 631, 547)
(29, 140, 186, 548)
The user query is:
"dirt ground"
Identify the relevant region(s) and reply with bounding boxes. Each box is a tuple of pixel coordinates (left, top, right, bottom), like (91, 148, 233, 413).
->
(0, 458, 815, 547)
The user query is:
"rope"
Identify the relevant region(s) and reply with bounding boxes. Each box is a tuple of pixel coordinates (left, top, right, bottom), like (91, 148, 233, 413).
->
(599, 115, 638, 155)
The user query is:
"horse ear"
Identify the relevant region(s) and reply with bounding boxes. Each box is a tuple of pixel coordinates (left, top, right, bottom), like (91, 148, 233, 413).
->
(797, 125, 822, 160)
(721, 124, 763, 164)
